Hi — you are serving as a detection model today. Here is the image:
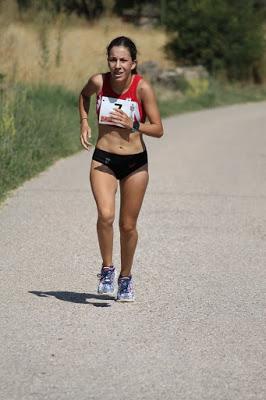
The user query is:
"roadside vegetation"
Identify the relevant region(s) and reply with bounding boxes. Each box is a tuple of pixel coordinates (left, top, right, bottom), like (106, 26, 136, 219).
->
(1, 0, 266, 203)
(158, 79, 266, 117)
(0, 83, 97, 202)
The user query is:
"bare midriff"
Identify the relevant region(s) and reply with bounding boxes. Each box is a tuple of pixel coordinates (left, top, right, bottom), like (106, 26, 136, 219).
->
(96, 124, 146, 155)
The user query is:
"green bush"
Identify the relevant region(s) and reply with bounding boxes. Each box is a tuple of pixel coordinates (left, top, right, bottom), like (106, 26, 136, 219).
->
(17, 0, 104, 20)
(164, 0, 266, 81)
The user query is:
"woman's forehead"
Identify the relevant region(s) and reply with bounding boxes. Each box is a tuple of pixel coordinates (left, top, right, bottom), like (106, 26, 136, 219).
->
(108, 46, 131, 58)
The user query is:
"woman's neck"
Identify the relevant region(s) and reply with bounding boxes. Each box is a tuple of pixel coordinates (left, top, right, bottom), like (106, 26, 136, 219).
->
(109, 73, 133, 95)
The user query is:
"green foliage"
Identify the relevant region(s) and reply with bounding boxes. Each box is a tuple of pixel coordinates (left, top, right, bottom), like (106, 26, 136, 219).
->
(16, 0, 163, 19)
(164, 0, 266, 81)
(158, 79, 266, 118)
(114, 0, 155, 14)
(113, 0, 135, 12)
(113, 0, 161, 20)
(16, 0, 104, 19)
(0, 83, 97, 201)
(67, 0, 103, 19)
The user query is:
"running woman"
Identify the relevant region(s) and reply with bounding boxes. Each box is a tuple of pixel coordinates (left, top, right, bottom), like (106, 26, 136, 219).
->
(79, 36, 163, 302)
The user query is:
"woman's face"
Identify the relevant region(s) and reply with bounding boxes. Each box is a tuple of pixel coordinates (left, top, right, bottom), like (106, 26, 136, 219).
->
(107, 46, 136, 81)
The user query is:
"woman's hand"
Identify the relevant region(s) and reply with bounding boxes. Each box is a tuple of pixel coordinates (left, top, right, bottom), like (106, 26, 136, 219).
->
(80, 120, 93, 150)
(109, 108, 133, 130)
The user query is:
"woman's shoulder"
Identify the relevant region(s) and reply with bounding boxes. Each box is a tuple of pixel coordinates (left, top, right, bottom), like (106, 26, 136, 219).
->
(84, 72, 109, 95)
(89, 73, 104, 88)
(136, 76, 154, 98)
(137, 76, 150, 88)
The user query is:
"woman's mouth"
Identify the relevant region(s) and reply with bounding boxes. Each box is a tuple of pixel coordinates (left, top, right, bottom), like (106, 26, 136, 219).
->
(114, 71, 123, 77)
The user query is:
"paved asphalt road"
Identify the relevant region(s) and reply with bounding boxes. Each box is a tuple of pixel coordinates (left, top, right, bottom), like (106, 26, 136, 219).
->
(1, 102, 266, 400)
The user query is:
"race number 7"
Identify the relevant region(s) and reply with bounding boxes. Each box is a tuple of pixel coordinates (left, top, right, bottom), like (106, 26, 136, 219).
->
(114, 103, 122, 109)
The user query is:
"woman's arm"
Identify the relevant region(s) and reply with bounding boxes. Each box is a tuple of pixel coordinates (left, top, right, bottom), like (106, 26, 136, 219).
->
(138, 79, 164, 138)
(79, 74, 102, 150)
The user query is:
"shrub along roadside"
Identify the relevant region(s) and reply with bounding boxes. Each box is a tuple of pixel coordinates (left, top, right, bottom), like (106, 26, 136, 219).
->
(0, 84, 97, 202)
(158, 79, 266, 118)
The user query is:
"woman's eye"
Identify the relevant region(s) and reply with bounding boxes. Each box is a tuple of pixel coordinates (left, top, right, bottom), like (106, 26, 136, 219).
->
(109, 58, 128, 63)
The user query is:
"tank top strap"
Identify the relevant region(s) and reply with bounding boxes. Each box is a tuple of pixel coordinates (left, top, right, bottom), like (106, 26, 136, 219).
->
(132, 74, 143, 85)
(131, 74, 143, 92)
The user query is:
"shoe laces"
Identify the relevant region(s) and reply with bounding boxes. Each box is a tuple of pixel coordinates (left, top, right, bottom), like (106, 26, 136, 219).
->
(118, 277, 131, 293)
(97, 267, 114, 283)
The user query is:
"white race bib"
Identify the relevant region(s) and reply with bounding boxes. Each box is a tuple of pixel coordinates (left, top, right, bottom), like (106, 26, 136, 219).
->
(99, 96, 134, 127)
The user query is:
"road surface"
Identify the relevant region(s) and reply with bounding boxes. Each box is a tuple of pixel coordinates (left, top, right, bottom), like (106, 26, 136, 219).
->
(1, 102, 266, 400)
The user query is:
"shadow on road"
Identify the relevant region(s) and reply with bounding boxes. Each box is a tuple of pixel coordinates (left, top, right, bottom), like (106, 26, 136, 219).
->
(29, 290, 115, 307)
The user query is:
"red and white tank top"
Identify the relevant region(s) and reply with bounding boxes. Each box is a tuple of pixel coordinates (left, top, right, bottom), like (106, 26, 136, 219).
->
(96, 73, 146, 127)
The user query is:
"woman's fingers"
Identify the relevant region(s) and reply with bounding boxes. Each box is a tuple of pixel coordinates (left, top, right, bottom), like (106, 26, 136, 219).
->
(80, 136, 90, 150)
(110, 109, 132, 128)
(80, 128, 92, 150)
(110, 109, 124, 119)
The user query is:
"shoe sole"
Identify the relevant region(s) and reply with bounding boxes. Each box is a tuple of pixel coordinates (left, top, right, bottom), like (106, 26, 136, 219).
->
(97, 289, 116, 296)
(116, 297, 135, 302)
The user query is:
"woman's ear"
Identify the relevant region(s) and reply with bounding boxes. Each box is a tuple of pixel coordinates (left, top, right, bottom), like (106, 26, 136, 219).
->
(131, 60, 137, 71)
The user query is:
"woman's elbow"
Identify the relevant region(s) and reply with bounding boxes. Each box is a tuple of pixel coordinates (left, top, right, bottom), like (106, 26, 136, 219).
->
(157, 125, 164, 138)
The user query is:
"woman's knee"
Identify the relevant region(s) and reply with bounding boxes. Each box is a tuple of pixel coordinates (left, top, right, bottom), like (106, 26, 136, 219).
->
(119, 219, 137, 234)
(97, 209, 115, 227)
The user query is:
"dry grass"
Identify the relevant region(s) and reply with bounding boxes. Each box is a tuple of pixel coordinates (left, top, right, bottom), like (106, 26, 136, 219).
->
(0, 15, 174, 91)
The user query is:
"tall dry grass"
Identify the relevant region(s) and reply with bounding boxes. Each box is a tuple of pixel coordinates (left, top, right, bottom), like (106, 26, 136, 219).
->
(0, 13, 173, 91)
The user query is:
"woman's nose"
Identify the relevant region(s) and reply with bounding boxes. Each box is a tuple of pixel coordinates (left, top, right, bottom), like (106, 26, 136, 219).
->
(115, 59, 121, 68)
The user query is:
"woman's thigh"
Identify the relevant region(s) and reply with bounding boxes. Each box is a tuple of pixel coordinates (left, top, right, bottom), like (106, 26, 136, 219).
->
(90, 160, 118, 218)
(119, 166, 149, 225)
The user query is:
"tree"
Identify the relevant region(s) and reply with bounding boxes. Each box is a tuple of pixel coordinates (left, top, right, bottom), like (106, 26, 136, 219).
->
(114, 0, 161, 18)
(16, 0, 104, 20)
(164, 0, 266, 81)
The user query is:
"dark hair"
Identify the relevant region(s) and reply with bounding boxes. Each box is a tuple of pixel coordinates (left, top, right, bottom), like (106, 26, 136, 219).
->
(107, 36, 138, 74)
